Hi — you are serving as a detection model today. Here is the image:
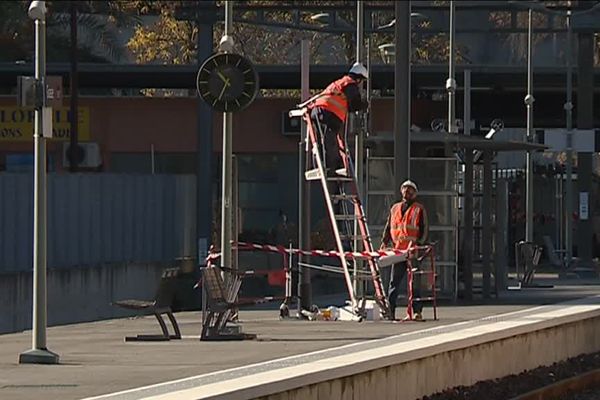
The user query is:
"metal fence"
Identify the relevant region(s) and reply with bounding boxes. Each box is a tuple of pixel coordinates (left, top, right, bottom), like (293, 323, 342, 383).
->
(0, 173, 196, 273)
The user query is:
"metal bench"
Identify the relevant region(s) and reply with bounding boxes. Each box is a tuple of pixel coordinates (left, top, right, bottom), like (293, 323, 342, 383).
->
(201, 264, 256, 341)
(113, 268, 182, 342)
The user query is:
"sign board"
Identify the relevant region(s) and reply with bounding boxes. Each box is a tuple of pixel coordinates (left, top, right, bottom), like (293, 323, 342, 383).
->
(0, 106, 90, 141)
(17, 76, 62, 108)
(42, 107, 52, 138)
(17, 76, 38, 108)
(46, 76, 63, 108)
(543, 129, 597, 152)
(579, 192, 589, 221)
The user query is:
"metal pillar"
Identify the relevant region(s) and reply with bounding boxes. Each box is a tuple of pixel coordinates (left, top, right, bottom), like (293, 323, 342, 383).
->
(298, 39, 312, 312)
(576, 25, 595, 268)
(197, 1, 214, 267)
(463, 70, 471, 136)
(564, 10, 573, 266)
(353, 0, 365, 297)
(69, 1, 79, 172)
(482, 151, 492, 298)
(495, 178, 509, 294)
(525, 8, 535, 244)
(220, 1, 233, 273)
(462, 150, 474, 300)
(446, 1, 457, 134)
(394, 0, 410, 196)
(20, 0, 59, 365)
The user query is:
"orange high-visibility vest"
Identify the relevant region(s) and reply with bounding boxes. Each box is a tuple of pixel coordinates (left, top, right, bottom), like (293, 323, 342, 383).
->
(390, 201, 425, 250)
(312, 75, 357, 122)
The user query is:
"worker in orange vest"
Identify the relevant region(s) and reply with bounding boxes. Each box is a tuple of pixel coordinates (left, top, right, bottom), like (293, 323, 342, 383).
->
(309, 63, 368, 176)
(380, 180, 429, 321)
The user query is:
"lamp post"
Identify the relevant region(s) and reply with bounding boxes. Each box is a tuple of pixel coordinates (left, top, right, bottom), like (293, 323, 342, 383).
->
(564, 9, 573, 267)
(220, 1, 234, 277)
(525, 8, 535, 244)
(19, 0, 59, 365)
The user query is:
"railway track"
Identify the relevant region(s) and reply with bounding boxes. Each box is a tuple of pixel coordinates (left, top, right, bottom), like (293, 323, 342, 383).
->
(511, 369, 600, 400)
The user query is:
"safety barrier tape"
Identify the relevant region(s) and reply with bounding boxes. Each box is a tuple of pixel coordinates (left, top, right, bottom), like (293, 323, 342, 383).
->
(205, 241, 431, 264)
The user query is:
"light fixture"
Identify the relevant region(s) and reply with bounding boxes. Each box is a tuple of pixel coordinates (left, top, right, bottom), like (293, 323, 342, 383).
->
(28, 0, 46, 21)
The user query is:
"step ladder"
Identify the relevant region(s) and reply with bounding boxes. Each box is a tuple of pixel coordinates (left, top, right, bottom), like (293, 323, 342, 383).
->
(290, 104, 391, 320)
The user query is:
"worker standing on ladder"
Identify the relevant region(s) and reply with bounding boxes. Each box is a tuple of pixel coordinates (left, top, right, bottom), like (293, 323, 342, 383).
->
(309, 63, 369, 176)
(380, 180, 429, 321)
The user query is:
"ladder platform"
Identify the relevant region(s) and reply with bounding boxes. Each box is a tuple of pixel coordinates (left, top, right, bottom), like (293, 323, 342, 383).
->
(304, 168, 353, 182)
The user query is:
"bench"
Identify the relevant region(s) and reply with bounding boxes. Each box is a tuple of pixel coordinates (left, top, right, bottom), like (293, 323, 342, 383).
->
(201, 264, 256, 341)
(112, 268, 182, 342)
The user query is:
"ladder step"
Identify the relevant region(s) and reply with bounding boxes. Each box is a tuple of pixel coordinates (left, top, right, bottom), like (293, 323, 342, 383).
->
(331, 194, 358, 201)
(412, 271, 437, 276)
(304, 168, 353, 182)
(339, 234, 368, 241)
(326, 176, 354, 182)
(334, 214, 364, 221)
(304, 168, 322, 181)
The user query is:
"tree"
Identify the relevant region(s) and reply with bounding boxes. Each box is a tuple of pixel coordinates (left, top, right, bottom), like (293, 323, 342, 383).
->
(0, 1, 137, 63)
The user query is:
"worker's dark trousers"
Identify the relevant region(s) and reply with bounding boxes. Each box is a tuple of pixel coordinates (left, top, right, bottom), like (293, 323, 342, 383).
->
(310, 107, 344, 171)
(388, 261, 423, 319)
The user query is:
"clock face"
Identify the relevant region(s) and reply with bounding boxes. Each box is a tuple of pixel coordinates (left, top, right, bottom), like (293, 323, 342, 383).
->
(196, 53, 259, 113)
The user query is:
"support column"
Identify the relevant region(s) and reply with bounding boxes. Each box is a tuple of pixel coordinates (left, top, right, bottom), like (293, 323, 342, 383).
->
(482, 150, 492, 298)
(462, 150, 474, 300)
(197, 2, 214, 266)
(576, 26, 594, 269)
(495, 178, 509, 294)
(298, 39, 312, 311)
(394, 1, 410, 196)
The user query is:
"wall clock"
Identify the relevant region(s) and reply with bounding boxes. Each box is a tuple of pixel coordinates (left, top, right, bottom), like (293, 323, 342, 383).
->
(196, 53, 259, 113)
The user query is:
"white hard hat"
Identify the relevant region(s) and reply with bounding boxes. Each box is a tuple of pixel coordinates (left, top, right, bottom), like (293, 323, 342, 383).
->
(401, 179, 418, 192)
(349, 62, 368, 79)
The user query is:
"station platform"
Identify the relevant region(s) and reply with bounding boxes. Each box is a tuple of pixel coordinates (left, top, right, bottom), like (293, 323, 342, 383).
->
(1, 279, 599, 400)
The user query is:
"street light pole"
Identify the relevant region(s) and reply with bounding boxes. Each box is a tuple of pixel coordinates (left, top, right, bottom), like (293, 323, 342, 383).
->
(220, 1, 234, 276)
(19, 0, 59, 365)
(525, 8, 535, 244)
(564, 9, 573, 267)
(446, 0, 457, 134)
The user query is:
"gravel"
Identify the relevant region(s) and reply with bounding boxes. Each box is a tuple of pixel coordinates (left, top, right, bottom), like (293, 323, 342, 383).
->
(558, 388, 600, 400)
(420, 352, 600, 400)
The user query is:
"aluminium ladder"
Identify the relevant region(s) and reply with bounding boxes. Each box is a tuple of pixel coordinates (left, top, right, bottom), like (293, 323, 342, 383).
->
(289, 103, 392, 320)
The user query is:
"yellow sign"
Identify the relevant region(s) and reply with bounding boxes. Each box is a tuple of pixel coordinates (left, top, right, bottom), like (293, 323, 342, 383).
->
(0, 107, 90, 141)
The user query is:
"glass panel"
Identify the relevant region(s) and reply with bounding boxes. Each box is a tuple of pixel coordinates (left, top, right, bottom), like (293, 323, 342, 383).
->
(367, 194, 395, 228)
(368, 158, 457, 193)
(368, 159, 394, 191)
(410, 159, 457, 192)
(418, 195, 458, 226)
(428, 230, 457, 264)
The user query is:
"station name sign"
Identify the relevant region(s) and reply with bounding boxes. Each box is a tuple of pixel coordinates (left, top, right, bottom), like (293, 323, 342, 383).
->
(0, 106, 90, 141)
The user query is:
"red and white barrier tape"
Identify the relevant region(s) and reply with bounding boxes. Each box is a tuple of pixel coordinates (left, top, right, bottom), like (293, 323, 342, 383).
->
(206, 241, 430, 264)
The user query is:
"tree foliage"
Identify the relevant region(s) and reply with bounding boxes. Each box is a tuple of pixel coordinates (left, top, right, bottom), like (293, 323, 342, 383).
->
(0, 1, 137, 63)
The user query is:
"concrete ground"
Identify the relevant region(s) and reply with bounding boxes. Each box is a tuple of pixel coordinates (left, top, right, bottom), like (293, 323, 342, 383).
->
(1, 280, 599, 400)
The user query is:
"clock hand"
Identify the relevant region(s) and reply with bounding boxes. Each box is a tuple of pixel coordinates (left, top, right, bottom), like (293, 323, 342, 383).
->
(217, 79, 230, 101)
(217, 71, 230, 85)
